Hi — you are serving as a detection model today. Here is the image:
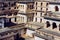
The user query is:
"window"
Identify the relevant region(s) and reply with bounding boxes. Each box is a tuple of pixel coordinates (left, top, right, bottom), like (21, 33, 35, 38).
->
(46, 21, 50, 28)
(20, 5, 21, 7)
(59, 24, 60, 31)
(23, 17, 24, 22)
(46, 3, 48, 6)
(11, 3, 14, 7)
(55, 6, 59, 11)
(36, 2, 37, 10)
(15, 17, 16, 22)
(20, 5, 24, 9)
(23, 5, 24, 9)
(8, 2, 11, 6)
(46, 8, 48, 10)
(28, 5, 33, 9)
(30, 5, 33, 9)
(41, 8, 42, 11)
(40, 13, 42, 16)
(52, 22, 57, 29)
(35, 18, 37, 22)
(9, 7, 11, 10)
(9, 18, 11, 22)
(36, 13, 37, 16)
(36, 2, 37, 6)
(40, 19, 42, 23)
(8, 2, 10, 5)
(17, 7, 19, 9)
(41, 3, 42, 6)
(14, 7, 16, 9)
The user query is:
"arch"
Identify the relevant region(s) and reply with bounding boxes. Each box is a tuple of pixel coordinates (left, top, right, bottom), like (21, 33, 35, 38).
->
(46, 21, 50, 28)
(52, 22, 57, 29)
(55, 6, 59, 11)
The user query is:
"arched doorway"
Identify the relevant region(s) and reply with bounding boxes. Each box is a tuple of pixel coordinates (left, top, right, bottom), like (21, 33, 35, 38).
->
(46, 21, 50, 28)
(52, 22, 57, 29)
(55, 6, 59, 11)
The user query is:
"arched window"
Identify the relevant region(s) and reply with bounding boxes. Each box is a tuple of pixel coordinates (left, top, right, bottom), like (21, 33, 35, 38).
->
(46, 21, 50, 28)
(55, 6, 59, 11)
(59, 24, 60, 31)
(52, 22, 57, 29)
